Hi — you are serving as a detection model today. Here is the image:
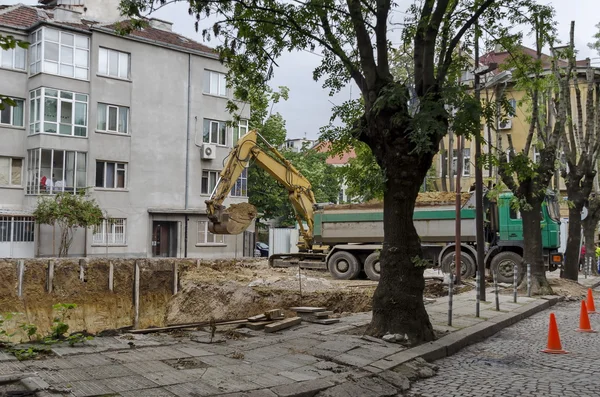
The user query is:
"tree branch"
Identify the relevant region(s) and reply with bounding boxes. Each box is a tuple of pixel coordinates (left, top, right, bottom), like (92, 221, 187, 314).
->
(375, 0, 392, 79)
(346, 0, 378, 89)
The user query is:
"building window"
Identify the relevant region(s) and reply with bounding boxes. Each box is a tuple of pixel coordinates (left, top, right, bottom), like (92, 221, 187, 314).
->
(449, 148, 471, 177)
(201, 170, 219, 195)
(0, 216, 34, 243)
(533, 146, 541, 163)
(93, 218, 126, 245)
(508, 98, 517, 117)
(97, 103, 129, 134)
(29, 88, 88, 137)
(231, 168, 247, 197)
(0, 98, 24, 127)
(0, 46, 26, 71)
(26, 149, 87, 195)
(232, 119, 249, 146)
(203, 119, 227, 145)
(29, 27, 90, 79)
(197, 220, 224, 244)
(203, 70, 227, 96)
(98, 47, 129, 79)
(95, 161, 126, 189)
(0, 157, 22, 186)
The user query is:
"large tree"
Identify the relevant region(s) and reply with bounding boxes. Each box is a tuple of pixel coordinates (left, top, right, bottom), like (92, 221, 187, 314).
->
(121, 0, 536, 343)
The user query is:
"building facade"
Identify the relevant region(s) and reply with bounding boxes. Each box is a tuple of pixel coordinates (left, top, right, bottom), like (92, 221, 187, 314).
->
(0, 1, 252, 258)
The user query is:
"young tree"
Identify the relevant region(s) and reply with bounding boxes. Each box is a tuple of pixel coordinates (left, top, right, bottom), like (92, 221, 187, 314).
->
(561, 24, 600, 281)
(33, 192, 103, 257)
(120, 0, 536, 343)
(495, 7, 565, 294)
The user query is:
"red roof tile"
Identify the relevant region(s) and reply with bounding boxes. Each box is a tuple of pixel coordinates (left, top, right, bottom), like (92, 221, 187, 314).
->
(0, 4, 49, 28)
(314, 141, 356, 165)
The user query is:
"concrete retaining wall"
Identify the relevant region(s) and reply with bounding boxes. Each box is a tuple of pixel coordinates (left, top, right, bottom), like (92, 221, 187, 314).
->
(0, 258, 198, 342)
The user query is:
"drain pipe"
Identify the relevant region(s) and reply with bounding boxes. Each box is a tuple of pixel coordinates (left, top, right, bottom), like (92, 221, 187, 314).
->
(184, 53, 191, 258)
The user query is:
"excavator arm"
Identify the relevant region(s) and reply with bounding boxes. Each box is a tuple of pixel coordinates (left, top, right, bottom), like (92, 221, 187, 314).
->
(205, 130, 316, 249)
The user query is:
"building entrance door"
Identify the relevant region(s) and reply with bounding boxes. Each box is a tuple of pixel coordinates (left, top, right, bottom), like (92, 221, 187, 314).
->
(152, 221, 178, 257)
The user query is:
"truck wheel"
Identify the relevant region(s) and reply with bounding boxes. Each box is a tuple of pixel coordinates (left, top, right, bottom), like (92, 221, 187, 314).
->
(441, 253, 476, 279)
(364, 252, 380, 281)
(490, 251, 523, 284)
(328, 251, 361, 280)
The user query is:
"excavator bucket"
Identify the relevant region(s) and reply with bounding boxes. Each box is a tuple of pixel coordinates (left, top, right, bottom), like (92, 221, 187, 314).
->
(208, 203, 257, 235)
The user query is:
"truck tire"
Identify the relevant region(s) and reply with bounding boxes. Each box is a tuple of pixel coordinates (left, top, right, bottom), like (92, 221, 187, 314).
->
(490, 251, 523, 284)
(364, 252, 380, 281)
(441, 252, 475, 279)
(328, 251, 361, 280)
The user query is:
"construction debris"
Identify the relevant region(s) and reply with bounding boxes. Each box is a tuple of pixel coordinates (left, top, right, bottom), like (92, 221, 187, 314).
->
(246, 321, 274, 331)
(248, 314, 267, 322)
(290, 307, 328, 312)
(264, 309, 285, 321)
(292, 307, 340, 324)
(264, 317, 302, 333)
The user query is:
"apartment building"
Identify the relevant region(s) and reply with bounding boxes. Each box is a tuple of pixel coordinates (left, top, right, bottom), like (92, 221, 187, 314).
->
(0, 1, 252, 258)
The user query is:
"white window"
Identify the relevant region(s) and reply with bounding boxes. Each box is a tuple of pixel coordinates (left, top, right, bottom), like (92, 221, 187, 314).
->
(95, 161, 126, 189)
(97, 103, 129, 134)
(93, 218, 126, 245)
(98, 47, 130, 79)
(201, 170, 219, 195)
(0, 46, 26, 70)
(29, 27, 89, 79)
(197, 220, 224, 244)
(233, 119, 249, 146)
(29, 88, 88, 137)
(0, 216, 34, 243)
(203, 70, 227, 96)
(533, 146, 541, 163)
(0, 157, 22, 186)
(231, 168, 247, 197)
(203, 119, 227, 145)
(0, 98, 24, 127)
(26, 148, 87, 195)
(508, 98, 517, 117)
(447, 148, 471, 177)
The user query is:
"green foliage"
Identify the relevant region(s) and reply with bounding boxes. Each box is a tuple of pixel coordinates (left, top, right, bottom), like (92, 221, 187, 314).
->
(0, 313, 16, 346)
(337, 142, 385, 202)
(33, 191, 103, 257)
(19, 323, 39, 342)
(589, 23, 600, 55)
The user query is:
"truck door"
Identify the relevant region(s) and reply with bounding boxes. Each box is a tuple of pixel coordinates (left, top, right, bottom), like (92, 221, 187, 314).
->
(505, 204, 524, 241)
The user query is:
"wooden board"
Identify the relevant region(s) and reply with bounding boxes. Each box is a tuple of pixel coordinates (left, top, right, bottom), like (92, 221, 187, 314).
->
(289, 307, 327, 313)
(264, 317, 302, 333)
(246, 321, 273, 331)
(307, 318, 340, 325)
(265, 309, 285, 320)
(248, 314, 267, 322)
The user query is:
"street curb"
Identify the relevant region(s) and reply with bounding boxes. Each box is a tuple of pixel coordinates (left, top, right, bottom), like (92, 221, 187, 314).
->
(369, 296, 562, 371)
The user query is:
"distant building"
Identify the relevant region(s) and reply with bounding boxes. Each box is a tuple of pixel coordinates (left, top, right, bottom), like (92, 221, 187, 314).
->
(313, 142, 356, 203)
(283, 137, 315, 153)
(0, 0, 252, 258)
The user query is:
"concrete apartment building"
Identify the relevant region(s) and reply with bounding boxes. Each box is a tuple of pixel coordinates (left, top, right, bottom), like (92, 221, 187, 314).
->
(0, 0, 252, 259)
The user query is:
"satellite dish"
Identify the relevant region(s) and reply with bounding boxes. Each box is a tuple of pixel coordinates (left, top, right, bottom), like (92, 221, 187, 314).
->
(582, 207, 588, 220)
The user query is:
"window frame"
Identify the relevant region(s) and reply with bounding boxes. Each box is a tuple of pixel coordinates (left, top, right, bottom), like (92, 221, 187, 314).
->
(197, 220, 225, 245)
(29, 87, 88, 137)
(202, 119, 227, 146)
(201, 170, 219, 195)
(0, 216, 35, 243)
(26, 148, 87, 195)
(230, 167, 248, 197)
(92, 218, 127, 245)
(232, 119, 249, 146)
(29, 27, 90, 80)
(0, 98, 25, 127)
(95, 160, 127, 190)
(0, 45, 26, 71)
(98, 47, 130, 80)
(0, 157, 23, 187)
(96, 103, 129, 134)
(203, 70, 227, 97)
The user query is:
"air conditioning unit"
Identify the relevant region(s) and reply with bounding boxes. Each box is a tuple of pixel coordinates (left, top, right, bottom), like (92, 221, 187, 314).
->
(201, 144, 217, 160)
(499, 119, 512, 130)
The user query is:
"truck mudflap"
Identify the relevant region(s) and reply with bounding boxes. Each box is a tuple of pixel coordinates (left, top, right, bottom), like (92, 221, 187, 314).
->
(268, 253, 327, 270)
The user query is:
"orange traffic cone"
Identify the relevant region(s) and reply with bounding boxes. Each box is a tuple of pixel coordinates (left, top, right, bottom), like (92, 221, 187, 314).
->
(586, 289, 597, 313)
(577, 300, 597, 333)
(542, 313, 568, 354)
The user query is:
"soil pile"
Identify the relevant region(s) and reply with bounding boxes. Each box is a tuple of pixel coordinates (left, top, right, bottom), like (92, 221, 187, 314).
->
(548, 278, 589, 298)
(221, 203, 257, 234)
(323, 192, 471, 211)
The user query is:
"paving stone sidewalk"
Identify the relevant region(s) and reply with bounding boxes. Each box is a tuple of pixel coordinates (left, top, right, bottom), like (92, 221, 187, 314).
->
(2, 275, 598, 397)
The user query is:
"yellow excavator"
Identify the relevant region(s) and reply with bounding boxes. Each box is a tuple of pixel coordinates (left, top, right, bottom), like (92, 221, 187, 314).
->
(205, 129, 323, 256)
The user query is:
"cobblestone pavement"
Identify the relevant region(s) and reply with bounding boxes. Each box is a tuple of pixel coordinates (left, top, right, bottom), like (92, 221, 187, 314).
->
(410, 292, 600, 397)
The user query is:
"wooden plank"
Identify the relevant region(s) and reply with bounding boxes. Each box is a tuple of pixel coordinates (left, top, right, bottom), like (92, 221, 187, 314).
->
(314, 311, 333, 318)
(264, 309, 285, 320)
(130, 319, 248, 334)
(306, 318, 340, 325)
(264, 317, 302, 333)
(248, 314, 267, 322)
(246, 321, 274, 331)
(289, 307, 327, 313)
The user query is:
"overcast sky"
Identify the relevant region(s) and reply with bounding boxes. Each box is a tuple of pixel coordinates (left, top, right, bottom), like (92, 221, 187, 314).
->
(20, 0, 600, 140)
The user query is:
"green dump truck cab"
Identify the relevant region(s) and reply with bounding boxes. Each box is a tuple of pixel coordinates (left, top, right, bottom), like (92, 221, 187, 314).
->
(314, 191, 563, 284)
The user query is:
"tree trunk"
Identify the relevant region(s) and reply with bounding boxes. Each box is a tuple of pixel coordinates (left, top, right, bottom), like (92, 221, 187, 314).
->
(564, 199, 584, 281)
(366, 151, 434, 345)
(583, 219, 597, 276)
(520, 199, 553, 295)
(440, 140, 448, 192)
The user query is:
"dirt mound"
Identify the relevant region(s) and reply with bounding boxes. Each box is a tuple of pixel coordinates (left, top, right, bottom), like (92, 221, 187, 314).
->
(323, 192, 471, 211)
(548, 278, 589, 298)
(212, 203, 257, 234)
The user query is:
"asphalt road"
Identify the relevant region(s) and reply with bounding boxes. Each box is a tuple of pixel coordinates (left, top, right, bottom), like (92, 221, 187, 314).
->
(409, 294, 600, 397)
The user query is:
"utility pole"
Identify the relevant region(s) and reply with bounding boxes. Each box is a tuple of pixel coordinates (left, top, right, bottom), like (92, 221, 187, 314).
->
(474, 23, 486, 301)
(455, 132, 463, 284)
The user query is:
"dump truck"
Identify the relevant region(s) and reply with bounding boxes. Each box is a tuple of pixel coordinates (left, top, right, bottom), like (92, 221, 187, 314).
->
(206, 130, 564, 284)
